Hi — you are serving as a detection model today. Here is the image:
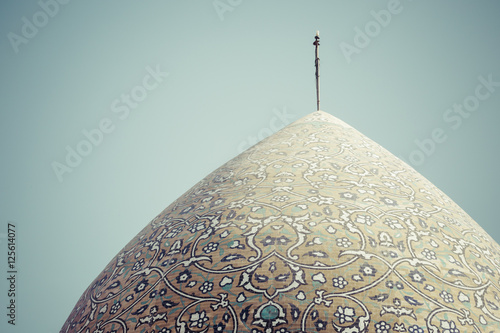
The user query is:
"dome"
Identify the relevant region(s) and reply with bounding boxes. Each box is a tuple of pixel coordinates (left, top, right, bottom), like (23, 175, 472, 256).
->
(60, 110, 500, 333)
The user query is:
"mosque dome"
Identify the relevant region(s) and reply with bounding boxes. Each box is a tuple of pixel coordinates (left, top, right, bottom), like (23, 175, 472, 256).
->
(60, 110, 500, 333)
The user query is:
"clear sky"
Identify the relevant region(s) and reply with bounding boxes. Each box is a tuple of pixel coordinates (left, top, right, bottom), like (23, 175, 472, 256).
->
(1, 1, 499, 331)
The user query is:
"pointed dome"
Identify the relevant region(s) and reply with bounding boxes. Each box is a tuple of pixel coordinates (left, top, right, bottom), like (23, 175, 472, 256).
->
(61, 111, 500, 333)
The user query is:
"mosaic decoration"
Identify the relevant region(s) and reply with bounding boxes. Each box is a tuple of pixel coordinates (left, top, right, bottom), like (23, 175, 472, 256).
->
(61, 111, 500, 333)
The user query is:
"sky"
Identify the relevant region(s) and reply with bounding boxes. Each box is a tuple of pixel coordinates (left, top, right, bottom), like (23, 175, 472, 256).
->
(0, 1, 499, 332)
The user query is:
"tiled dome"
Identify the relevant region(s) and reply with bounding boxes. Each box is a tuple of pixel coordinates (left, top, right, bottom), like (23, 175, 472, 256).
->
(61, 111, 500, 333)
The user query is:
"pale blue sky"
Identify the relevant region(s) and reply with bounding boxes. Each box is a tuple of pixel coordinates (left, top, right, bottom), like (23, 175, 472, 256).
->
(1, 1, 499, 331)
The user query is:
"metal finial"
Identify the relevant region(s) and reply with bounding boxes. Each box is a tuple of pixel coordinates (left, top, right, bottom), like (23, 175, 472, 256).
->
(313, 31, 320, 111)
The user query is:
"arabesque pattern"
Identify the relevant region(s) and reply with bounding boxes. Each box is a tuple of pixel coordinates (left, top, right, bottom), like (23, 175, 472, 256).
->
(61, 111, 500, 333)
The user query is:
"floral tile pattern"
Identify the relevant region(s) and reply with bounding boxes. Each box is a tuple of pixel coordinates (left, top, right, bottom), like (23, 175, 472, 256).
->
(61, 111, 500, 333)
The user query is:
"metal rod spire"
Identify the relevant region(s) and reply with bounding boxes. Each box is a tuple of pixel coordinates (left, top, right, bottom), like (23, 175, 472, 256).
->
(313, 30, 320, 111)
